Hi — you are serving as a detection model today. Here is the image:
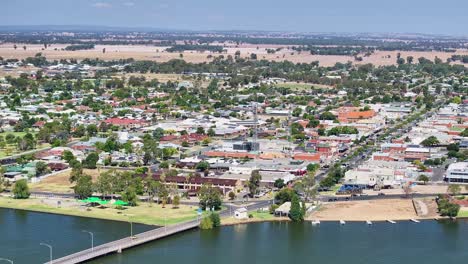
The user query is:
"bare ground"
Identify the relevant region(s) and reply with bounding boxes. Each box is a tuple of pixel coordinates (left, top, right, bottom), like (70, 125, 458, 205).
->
(2, 43, 467, 67)
(309, 199, 437, 221)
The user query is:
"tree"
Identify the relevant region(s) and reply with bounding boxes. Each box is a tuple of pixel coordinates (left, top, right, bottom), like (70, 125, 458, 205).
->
(172, 194, 180, 208)
(448, 184, 461, 196)
(289, 194, 304, 222)
(460, 128, 468, 137)
(438, 196, 460, 217)
(209, 213, 221, 227)
(198, 184, 222, 210)
(74, 174, 93, 199)
(248, 170, 262, 197)
(13, 179, 30, 199)
(199, 216, 213, 229)
(87, 124, 98, 136)
(207, 128, 215, 137)
(417, 175, 430, 185)
(274, 178, 285, 189)
(122, 186, 138, 206)
(196, 127, 205, 135)
(0, 166, 5, 193)
(83, 152, 99, 169)
(228, 191, 236, 200)
(196, 161, 210, 172)
(250, 53, 257, 60)
(421, 136, 440, 147)
(62, 150, 75, 163)
(35, 161, 50, 176)
(275, 188, 295, 204)
(95, 170, 114, 199)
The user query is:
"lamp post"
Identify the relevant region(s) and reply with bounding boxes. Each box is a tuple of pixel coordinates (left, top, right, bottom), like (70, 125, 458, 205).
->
(0, 258, 14, 264)
(40, 243, 53, 264)
(82, 230, 94, 251)
(124, 214, 134, 239)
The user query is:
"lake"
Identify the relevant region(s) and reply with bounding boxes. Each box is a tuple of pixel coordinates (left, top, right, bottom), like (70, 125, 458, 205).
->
(2, 208, 468, 264)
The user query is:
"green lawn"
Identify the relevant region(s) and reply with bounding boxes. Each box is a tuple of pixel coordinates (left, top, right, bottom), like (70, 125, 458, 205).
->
(457, 210, 468, 218)
(0, 197, 200, 226)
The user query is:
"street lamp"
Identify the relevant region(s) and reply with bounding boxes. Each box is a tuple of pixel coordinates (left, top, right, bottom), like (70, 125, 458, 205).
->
(0, 258, 14, 264)
(82, 230, 94, 251)
(124, 214, 134, 239)
(40, 243, 53, 264)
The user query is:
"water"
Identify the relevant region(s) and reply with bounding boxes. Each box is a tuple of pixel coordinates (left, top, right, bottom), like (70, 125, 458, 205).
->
(0, 208, 154, 263)
(2, 208, 468, 264)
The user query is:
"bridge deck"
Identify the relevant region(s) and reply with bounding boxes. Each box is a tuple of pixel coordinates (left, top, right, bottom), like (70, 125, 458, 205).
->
(48, 201, 271, 264)
(49, 219, 199, 264)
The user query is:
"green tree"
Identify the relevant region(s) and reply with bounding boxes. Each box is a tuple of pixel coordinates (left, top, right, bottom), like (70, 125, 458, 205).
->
(417, 175, 430, 185)
(421, 136, 439, 147)
(198, 184, 222, 210)
(209, 213, 221, 227)
(87, 124, 98, 136)
(248, 170, 262, 197)
(62, 150, 75, 163)
(274, 188, 295, 204)
(196, 161, 210, 172)
(122, 186, 138, 206)
(73, 174, 93, 199)
(172, 194, 180, 208)
(289, 194, 304, 222)
(13, 179, 30, 199)
(207, 128, 216, 137)
(35, 161, 50, 176)
(274, 178, 285, 189)
(84, 152, 99, 169)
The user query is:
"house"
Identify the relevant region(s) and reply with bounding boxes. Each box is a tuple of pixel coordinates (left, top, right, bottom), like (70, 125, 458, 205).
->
(234, 208, 248, 219)
(338, 108, 376, 123)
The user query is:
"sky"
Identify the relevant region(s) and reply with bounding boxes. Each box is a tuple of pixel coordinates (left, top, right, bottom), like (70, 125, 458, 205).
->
(2, 0, 467, 35)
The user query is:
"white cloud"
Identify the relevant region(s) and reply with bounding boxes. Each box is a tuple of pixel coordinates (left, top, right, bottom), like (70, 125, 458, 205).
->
(92, 2, 112, 8)
(123, 2, 135, 7)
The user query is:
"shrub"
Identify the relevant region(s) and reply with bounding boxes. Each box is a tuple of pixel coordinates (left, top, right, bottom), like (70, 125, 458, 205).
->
(269, 204, 279, 214)
(209, 213, 221, 227)
(199, 216, 213, 230)
(13, 179, 30, 199)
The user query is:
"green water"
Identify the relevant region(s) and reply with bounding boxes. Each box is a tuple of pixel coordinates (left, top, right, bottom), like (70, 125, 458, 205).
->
(2, 208, 468, 264)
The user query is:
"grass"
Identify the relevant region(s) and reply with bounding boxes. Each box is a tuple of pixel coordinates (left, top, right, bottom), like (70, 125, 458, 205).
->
(457, 210, 468, 218)
(0, 197, 200, 226)
(30, 169, 105, 194)
(221, 210, 288, 226)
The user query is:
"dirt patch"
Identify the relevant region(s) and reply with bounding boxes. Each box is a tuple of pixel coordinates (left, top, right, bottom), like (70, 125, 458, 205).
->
(30, 169, 106, 193)
(309, 199, 425, 221)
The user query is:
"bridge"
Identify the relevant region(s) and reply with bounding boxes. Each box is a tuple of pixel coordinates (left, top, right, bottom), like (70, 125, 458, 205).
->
(49, 200, 271, 264)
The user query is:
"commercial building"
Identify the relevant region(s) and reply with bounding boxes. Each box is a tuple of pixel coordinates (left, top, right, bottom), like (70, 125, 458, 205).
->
(445, 162, 468, 183)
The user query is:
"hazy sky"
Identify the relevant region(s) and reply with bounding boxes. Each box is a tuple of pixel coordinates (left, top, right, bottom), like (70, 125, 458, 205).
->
(2, 0, 467, 35)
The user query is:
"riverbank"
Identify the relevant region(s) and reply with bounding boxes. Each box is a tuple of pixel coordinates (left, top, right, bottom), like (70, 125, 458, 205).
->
(0, 196, 200, 226)
(221, 211, 289, 226)
(308, 198, 439, 221)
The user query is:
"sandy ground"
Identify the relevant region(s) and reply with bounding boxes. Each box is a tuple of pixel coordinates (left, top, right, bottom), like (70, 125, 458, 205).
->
(1, 43, 467, 67)
(30, 168, 106, 193)
(309, 199, 424, 221)
(362, 185, 448, 196)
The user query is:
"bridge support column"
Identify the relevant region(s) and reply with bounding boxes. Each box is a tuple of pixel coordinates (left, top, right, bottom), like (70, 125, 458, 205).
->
(117, 247, 122, 253)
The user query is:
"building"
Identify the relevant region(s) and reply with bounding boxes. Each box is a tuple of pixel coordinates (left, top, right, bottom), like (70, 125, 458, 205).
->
(234, 208, 248, 219)
(445, 162, 468, 183)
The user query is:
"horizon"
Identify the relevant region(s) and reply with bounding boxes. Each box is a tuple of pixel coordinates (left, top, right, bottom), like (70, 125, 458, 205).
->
(3, 0, 468, 36)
